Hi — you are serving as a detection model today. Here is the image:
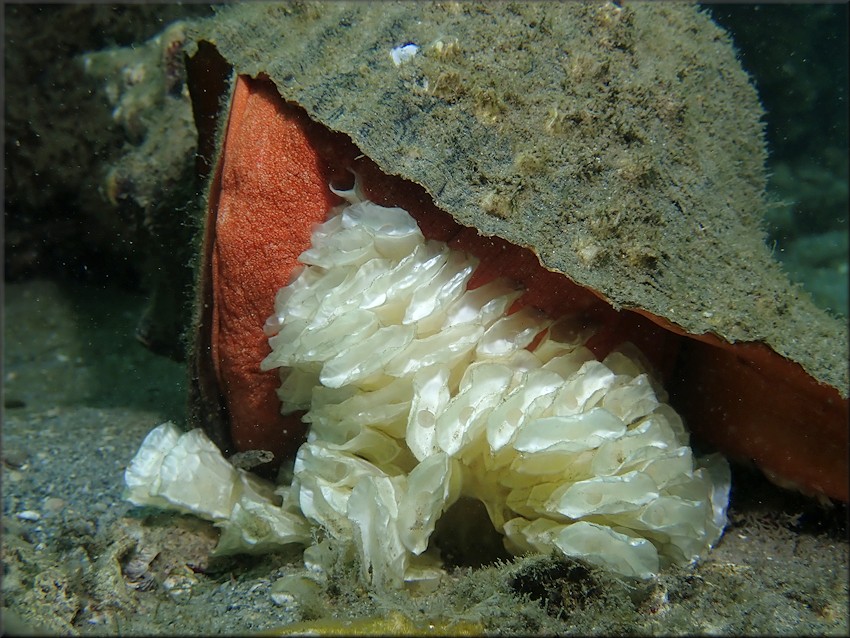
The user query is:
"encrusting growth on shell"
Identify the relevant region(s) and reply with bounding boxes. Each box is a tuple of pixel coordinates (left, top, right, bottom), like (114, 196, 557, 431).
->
(125, 184, 730, 589)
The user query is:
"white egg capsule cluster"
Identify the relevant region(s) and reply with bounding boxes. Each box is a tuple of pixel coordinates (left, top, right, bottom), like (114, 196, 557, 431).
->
(261, 187, 730, 589)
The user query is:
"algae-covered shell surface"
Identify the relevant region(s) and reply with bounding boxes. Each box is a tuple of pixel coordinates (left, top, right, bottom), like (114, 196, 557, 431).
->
(189, 1, 847, 393)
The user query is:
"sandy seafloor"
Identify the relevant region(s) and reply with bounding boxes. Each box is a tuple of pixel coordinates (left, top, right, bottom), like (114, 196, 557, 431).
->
(1, 278, 847, 636)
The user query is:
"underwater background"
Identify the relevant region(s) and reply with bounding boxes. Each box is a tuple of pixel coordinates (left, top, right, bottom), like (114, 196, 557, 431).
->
(710, 3, 849, 317)
(3, 4, 848, 635)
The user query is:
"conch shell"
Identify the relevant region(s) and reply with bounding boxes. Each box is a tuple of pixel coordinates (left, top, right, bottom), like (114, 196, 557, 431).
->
(181, 2, 847, 501)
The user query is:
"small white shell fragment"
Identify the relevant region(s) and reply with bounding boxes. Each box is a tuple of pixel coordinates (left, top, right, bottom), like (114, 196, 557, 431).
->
(162, 570, 198, 604)
(390, 43, 419, 66)
(16, 510, 41, 522)
(270, 574, 323, 610)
